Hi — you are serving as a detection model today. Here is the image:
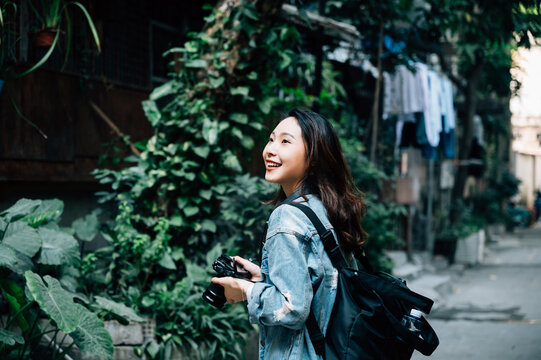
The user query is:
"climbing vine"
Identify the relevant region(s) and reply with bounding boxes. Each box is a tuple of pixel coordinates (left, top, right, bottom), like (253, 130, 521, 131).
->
(85, 1, 326, 358)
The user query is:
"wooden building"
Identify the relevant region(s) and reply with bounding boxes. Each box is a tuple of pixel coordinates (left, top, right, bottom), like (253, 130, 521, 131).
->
(0, 0, 208, 223)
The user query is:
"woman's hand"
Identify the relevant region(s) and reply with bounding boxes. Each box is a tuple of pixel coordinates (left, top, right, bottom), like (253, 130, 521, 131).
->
(211, 256, 261, 304)
(211, 277, 254, 304)
(234, 256, 261, 282)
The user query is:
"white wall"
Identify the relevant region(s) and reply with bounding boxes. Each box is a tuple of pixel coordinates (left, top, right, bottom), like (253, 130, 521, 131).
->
(511, 44, 541, 208)
(513, 152, 541, 208)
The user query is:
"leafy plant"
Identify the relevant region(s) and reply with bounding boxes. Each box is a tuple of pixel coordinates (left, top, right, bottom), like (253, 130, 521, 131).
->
(23, 0, 100, 76)
(216, 174, 278, 258)
(0, 198, 139, 360)
(86, 2, 314, 358)
(0, 198, 111, 359)
(436, 199, 484, 243)
(338, 128, 407, 272)
(0, 0, 100, 78)
(361, 194, 407, 272)
(84, 1, 418, 357)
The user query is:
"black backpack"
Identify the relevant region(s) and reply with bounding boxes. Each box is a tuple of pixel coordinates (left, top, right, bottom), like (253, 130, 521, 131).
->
(286, 203, 440, 360)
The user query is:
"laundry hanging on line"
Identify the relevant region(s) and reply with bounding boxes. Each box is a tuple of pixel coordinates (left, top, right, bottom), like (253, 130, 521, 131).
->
(382, 62, 456, 158)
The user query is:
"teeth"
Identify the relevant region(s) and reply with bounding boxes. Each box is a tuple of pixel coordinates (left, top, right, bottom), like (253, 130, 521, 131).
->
(267, 163, 281, 167)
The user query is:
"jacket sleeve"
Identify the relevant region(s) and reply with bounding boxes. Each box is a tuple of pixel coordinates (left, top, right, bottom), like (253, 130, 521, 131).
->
(247, 230, 313, 330)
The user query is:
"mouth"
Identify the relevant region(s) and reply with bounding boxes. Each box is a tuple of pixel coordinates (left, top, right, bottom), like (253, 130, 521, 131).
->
(266, 160, 282, 169)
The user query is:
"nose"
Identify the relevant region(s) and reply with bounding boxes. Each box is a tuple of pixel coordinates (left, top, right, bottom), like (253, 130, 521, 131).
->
(263, 141, 277, 158)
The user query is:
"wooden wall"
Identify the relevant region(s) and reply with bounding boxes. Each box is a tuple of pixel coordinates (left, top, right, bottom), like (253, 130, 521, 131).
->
(0, 69, 151, 183)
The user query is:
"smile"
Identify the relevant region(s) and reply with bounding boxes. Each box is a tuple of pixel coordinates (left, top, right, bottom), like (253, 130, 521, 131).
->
(266, 160, 282, 168)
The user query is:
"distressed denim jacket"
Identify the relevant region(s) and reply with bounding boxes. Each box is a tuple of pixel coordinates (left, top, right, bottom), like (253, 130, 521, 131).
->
(247, 189, 355, 359)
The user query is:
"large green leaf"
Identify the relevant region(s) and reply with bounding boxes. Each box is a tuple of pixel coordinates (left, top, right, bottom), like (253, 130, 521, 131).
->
(37, 228, 80, 266)
(6, 250, 33, 275)
(0, 279, 31, 331)
(205, 243, 222, 271)
(150, 81, 175, 101)
(193, 145, 211, 158)
(202, 119, 219, 145)
(142, 100, 162, 127)
(229, 113, 248, 124)
(0, 199, 41, 222)
(0, 217, 7, 235)
(257, 97, 273, 114)
(94, 296, 144, 322)
(24, 272, 79, 333)
(185, 261, 208, 283)
(21, 199, 64, 227)
(230, 86, 249, 97)
(2, 221, 41, 257)
(222, 151, 242, 172)
(0, 243, 18, 268)
(185, 59, 207, 68)
(158, 252, 177, 270)
(71, 211, 100, 241)
(70, 305, 114, 360)
(0, 328, 24, 346)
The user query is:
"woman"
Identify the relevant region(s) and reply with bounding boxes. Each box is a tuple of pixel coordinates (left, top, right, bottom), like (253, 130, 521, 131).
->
(212, 109, 368, 359)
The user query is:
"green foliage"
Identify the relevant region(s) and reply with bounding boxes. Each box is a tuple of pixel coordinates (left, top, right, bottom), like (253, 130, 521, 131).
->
(84, 1, 420, 357)
(217, 174, 278, 258)
(0, 0, 100, 78)
(86, 1, 318, 358)
(0, 198, 127, 360)
(335, 123, 406, 272)
(435, 171, 520, 243)
(435, 199, 484, 242)
(468, 170, 521, 226)
(361, 194, 407, 272)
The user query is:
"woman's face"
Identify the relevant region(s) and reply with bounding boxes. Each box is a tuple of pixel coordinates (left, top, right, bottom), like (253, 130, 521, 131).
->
(262, 116, 309, 196)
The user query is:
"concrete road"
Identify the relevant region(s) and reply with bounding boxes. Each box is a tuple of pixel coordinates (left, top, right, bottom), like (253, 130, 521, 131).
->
(413, 223, 541, 360)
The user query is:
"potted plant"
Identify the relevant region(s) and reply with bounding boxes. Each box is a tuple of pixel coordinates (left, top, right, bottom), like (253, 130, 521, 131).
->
(15, 0, 101, 77)
(28, 0, 100, 46)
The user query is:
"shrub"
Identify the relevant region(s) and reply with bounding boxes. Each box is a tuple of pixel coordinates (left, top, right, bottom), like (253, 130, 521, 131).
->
(0, 199, 114, 359)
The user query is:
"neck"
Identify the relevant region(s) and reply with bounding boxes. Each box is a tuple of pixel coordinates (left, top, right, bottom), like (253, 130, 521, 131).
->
(283, 183, 301, 197)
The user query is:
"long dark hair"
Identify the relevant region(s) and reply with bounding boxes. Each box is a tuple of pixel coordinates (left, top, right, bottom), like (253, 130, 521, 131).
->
(271, 108, 368, 251)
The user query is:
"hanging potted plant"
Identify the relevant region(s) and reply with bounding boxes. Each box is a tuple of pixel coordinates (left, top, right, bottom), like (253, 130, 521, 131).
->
(28, 0, 99, 46)
(20, 0, 101, 77)
(29, 0, 63, 47)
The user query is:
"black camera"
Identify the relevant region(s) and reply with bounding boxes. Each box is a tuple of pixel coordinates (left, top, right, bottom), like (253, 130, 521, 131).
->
(202, 255, 252, 309)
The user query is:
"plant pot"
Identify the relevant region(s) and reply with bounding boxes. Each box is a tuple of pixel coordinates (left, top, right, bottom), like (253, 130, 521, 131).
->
(455, 229, 486, 265)
(31, 28, 59, 48)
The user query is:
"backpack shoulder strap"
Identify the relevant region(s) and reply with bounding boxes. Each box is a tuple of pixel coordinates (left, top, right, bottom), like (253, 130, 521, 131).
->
(286, 202, 348, 270)
(353, 245, 374, 273)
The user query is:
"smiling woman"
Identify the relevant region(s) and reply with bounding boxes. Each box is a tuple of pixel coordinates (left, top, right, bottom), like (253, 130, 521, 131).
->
(212, 108, 368, 359)
(263, 116, 310, 196)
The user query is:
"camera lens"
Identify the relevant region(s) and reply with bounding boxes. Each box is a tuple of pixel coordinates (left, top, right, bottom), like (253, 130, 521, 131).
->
(202, 282, 226, 309)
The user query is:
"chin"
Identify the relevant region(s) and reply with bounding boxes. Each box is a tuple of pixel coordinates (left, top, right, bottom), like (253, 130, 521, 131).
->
(265, 173, 281, 184)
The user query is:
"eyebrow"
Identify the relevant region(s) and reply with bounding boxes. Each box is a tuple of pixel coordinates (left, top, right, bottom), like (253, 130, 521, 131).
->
(271, 131, 296, 139)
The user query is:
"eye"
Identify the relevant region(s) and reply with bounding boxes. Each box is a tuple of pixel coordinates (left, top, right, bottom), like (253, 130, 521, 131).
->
(282, 139, 290, 144)
(268, 137, 273, 143)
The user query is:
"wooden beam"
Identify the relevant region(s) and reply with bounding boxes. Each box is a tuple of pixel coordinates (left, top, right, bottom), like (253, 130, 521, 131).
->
(280, 4, 361, 43)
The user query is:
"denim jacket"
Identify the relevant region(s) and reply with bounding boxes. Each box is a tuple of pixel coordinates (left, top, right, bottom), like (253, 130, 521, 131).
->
(247, 189, 355, 359)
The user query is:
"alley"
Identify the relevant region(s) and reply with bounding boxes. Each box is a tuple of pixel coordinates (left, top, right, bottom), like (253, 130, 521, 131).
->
(413, 223, 541, 360)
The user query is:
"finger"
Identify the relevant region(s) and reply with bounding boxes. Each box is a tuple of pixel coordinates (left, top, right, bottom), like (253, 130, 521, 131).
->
(234, 256, 252, 266)
(235, 257, 258, 271)
(211, 277, 229, 285)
